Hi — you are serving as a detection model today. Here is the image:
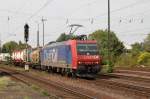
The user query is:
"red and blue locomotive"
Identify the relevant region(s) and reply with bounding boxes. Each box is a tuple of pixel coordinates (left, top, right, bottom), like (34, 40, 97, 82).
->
(40, 40, 102, 78)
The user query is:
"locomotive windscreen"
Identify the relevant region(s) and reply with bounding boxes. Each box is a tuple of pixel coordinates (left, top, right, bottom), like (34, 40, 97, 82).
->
(77, 43, 99, 55)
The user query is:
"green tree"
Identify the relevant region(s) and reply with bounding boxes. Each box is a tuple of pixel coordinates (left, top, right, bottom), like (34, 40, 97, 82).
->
(56, 33, 70, 42)
(2, 41, 18, 53)
(131, 42, 143, 56)
(89, 29, 125, 63)
(138, 52, 150, 66)
(2, 41, 31, 53)
(18, 41, 30, 49)
(56, 33, 78, 42)
(143, 34, 150, 52)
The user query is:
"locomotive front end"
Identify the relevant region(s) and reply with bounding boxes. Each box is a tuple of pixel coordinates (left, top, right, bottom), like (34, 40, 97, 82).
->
(76, 41, 102, 78)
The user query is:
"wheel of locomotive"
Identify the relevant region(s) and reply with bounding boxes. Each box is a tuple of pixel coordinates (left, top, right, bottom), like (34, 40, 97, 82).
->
(61, 68, 65, 76)
(52, 67, 57, 73)
(66, 69, 72, 77)
(67, 72, 72, 77)
(72, 70, 77, 79)
(66, 68, 69, 77)
(47, 66, 52, 73)
(45, 66, 48, 71)
(58, 68, 62, 74)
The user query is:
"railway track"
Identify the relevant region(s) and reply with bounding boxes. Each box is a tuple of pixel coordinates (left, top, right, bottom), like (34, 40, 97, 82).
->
(115, 69, 150, 76)
(0, 66, 96, 99)
(1, 65, 150, 99)
(97, 78, 150, 97)
(38, 70, 150, 99)
(95, 74, 150, 98)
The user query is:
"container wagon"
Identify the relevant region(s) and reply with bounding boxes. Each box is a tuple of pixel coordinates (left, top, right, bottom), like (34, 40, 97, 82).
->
(12, 49, 32, 66)
(30, 48, 41, 68)
(0, 53, 10, 62)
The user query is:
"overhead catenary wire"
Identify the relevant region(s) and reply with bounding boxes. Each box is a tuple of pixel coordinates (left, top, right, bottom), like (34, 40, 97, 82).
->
(2, 0, 150, 45)
(94, 0, 150, 18)
(28, 0, 55, 20)
(3, 0, 150, 32)
(15, 0, 29, 15)
(1, 0, 150, 21)
(0, 9, 32, 16)
(116, 27, 150, 34)
(66, 0, 99, 16)
(12, 0, 54, 34)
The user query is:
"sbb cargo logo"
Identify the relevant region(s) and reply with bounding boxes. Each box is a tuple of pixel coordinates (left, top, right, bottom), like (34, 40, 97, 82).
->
(46, 48, 58, 62)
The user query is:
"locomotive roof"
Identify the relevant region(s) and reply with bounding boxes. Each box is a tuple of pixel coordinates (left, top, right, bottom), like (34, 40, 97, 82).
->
(43, 40, 97, 49)
(43, 41, 67, 48)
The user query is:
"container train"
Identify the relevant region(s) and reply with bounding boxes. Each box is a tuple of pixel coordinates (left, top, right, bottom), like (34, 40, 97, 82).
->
(11, 39, 102, 78)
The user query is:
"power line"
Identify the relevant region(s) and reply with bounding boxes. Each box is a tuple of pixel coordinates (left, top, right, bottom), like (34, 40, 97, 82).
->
(28, 0, 54, 20)
(117, 27, 150, 34)
(67, 0, 99, 16)
(12, 0, 54, 34)
(110, 0, 149, 13)
(5, 0, 149, 33)
(116, 33, 149, 37)
(15, 0, 29, 15)
(0, 9, 32, 16)
(95, 0, 150, 18)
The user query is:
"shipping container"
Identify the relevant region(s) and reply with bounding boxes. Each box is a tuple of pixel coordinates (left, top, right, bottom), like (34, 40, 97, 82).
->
(12, 48, 32, 66)
(30, 48, 41, 65)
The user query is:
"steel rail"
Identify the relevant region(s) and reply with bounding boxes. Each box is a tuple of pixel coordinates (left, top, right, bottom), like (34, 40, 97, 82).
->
(0, 67, 96, 99)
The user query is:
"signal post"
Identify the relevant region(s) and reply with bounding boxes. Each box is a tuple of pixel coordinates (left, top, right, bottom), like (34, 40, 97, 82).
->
(24, 23, 29, 71)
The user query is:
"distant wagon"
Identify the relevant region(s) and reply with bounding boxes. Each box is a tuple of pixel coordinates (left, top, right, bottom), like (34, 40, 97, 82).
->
(12, 49, 32, 66)
(0, 53, 10, 62)
(30, 48, 41, 68)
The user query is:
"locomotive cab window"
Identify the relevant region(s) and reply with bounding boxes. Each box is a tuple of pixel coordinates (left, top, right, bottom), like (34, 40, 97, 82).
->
(77, 43, 99, 55)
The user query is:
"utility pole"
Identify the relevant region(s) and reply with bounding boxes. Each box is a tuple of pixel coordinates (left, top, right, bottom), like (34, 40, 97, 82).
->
(41, 17, 47, 46)
(35, 21, 40, 47)
(8, 16, 10, 34)
(37, 23, 39, 47)
(37, 23, 40, 47)
(107, 0, 112, 72)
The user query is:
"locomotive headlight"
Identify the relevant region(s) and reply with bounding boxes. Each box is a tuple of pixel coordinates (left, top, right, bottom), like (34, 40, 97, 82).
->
(78, 61, 81, 64)
(95, 56, 99, 59)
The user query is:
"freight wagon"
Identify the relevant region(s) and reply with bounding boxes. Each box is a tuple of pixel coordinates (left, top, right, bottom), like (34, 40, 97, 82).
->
(0, 53, 10, 62)
(12, 49, 32, 66)
(40, 40, 101, 78)
(30, 48, 41, 68)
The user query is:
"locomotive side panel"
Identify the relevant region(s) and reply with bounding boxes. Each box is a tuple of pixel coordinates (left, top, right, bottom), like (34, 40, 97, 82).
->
(57, 45, 72, 68)
(40, 43, 72, 68)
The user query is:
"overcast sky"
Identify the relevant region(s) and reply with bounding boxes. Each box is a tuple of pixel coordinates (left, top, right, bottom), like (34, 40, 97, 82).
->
(0, 0, 150, 48)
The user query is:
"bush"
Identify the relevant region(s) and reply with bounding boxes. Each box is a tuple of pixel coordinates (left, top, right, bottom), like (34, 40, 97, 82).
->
(138, 52, 150, 66)
(115, 53, 138, 67)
